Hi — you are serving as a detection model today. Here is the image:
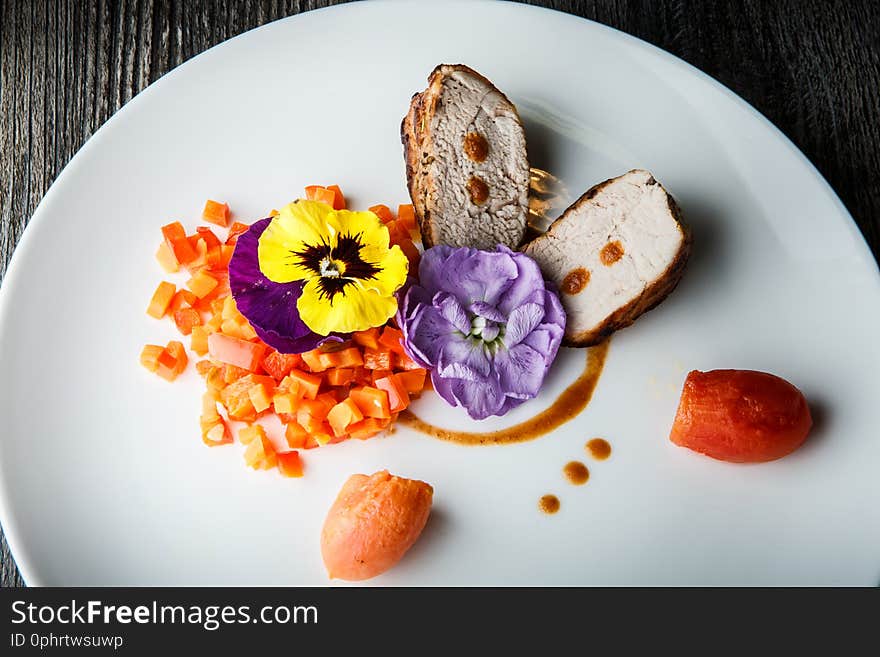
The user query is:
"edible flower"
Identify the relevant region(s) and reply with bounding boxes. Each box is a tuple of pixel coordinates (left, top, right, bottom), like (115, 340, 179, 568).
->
(398, 245, 566, 420)
(258, 201, 409, 335)
(229, 218, 343, 353)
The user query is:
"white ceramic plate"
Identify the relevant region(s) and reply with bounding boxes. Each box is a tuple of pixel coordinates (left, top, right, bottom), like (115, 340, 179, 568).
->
(2, 0, 879, 586)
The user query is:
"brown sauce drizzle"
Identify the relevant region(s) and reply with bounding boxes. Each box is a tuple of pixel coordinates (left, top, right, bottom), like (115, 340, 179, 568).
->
(563, 461, 590, 485)
(586, 438, 612, 460)
(398, 340, 610, 445)
(600, 240, 624, 266)
(467, 176, 490, 204)
(560, 267, 590, 295)
(539, 495, 560, 514)
(463, 132, 489, 162)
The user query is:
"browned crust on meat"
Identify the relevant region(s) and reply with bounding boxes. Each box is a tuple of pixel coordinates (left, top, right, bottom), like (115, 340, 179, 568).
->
(524, 171, 692, 347)
(400, 64, 524, 249)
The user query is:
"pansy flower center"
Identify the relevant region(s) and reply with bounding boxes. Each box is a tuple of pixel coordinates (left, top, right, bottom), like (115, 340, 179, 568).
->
(291, 232, 382, 304)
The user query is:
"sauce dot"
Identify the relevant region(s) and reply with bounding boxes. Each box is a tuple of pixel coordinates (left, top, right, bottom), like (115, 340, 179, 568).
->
(600, 240, 624, 266)
(463, 132, 489, 162)
(586, 438, 612, 460)
(467, 176, 490, 204)
(563, 461, 590, 485)
(560, 267, 590, 295)
(539, 494, 560, 514)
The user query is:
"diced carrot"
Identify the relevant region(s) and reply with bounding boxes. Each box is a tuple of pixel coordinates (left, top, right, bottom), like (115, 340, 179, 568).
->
(146, 281, 176, 319)
(218, 244, 235, 268)
(326, 368, 356, 387)
(187, 269, 219, 299)
(190, 326, 210, 356)
(370, 369, 393, 385)
(185, 235, 208, 271)
(226, 221, 251, 245)
(139, 344, 164, 372)
(368, 204, 394, 224)
(196, 225, 222, 248)
(248, 382, 273, 414)
(168, 289, 198, 313)
(262, 349, 301, 381)
(277, 451, 304, 478)
(335, 347, 365, 368)
(374, 375, 410, 413)
(208, 333, 266, 371)
(327, 398, 364, 437)
(287, 369, 322, 400)
(363, 348, 392, 370)
(285, 422, 308, 449)
(326, 185, 346, 210)
(396, 369, 427, 394)
(379, 327, 405, 354)
(161, 221, 186, 243)
(167, 235, 198, 265)
(353, 327, 380, 350)
(347, 416, 391, 440)
(398, 204, 416, 230)
(155, 242, 179, 272)
(273, 392, 298, 415)
(202, 199, 230, 228)
(300, 348, 328, 372)
(172, 307, 202, 336)
(349, 386, 391, 419)
(304, 185, 338, 208)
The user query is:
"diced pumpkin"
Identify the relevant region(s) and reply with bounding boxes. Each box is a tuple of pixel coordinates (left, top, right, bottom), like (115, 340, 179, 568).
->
(379, 327, 405, 354)
(208, 333, 266, 371)
(287, 369, 322, 400)
(155, 242, 179, 272)
(190, 326, 210, 356)
(168, 289, 198, 313)
(239, 424, 265, 445)
(300, 348, 328, 372)
(139, 344, 164, 372)
(243, 429, 277, 469)
(396, 369, 427, 394)
(350, 386, 392, 419)
(368, 204, 394, 224)
(273, 392, 298, 415)
(353, 327, 381, 350)
(172, 307, 202, 336)
(225, 221, 251, 245)
(374, 375, 410, 413)
(262, 350, 302, 381)
(398, 204, 416, 230)
(277, 451, 304, 478)
(248, 382, 274, 414)
(285, 422, 308, 449)
(187, 269, 219, 299)
(326, 185, 346, 210)
(363, 348, 392, 370)
(161, 221, 186, 244)
(146, 281, 176, 319)
(327, 398, 365, 437)
(202, 199, 230, 228)
(326, 368, 356, 387)
(347, 417, 392, 440)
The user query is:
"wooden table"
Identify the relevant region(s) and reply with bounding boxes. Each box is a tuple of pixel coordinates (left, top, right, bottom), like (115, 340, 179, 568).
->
(1, 0, 878, 587)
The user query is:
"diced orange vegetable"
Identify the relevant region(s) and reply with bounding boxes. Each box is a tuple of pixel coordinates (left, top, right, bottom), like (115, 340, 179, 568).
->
(146, 281, 176, 319)
(172, 307, 202, 336)
(368, 204, 394, 224)
(379, 327, 405, 354)
(226, 221, 251, 245)
(300, 348, 328, 372)
(387, 220, 410, 246)
(327, 398, 364, 437)
(326, 185, 346, 210)
(363, 348, 392, 371)
(165, 341, 188, 375)
(277, 451, 304, 478)
(287, 368, 322, 400)
(333, 347, 365, 368)
(285, 422, 308, 449)
(161, 221, 186, 244)
(155, 340, 188, 382)
(223, 363, 250, 384)
(139, 344, 164, 372)
(262, 349, 301, 381)
(202, 199, 230, 228)
(155, 242, 179, 272)
(273, 392, 297, 415)
(397, 238, 421, 271)
(248, 382, 274, 414)
(398, 204, 416, 230)
(168, 289, 198, 313)
(186, 269, 219, 299)
(220, 377, 257, 422)
(239, 424, 265, 445)
(393, 350, 422, 371)
(208, 333, 266, 372)
(243, 428, 277, 469)
(353, 327, 380, 350)
(374, 375, 410, 413)
(195, 359, 214, 376)
(347, 417, 391, 440)
(396, 369, 427, 394)
(304, 185, 339, 208)
(190, 326, 210, 356)
(326, 368, 356, 387)
(350, 386, 391, 419)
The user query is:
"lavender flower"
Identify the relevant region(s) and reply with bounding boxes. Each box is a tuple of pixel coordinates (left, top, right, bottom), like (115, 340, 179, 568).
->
(228, 218, 344, 354)
(398, 245, 566, 420)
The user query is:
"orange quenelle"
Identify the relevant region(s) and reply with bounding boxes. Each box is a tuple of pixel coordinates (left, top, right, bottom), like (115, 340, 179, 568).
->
(670, 369, 812, 463)
(321, 471, 433, 581)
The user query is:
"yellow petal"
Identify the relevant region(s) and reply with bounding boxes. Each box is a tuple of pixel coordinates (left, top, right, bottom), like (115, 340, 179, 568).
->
(297, 278, 399, 335)
(361, 244, 409, 297)
(258, 200, 335, 283)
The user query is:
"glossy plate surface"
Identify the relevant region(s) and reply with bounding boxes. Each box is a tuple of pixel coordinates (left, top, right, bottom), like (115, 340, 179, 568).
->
(1, 0, 878, 585)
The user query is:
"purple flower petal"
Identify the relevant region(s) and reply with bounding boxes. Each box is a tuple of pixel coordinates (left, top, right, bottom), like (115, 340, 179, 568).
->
(405, 305, 455, 368)
(503, 303, 544, 348)
(228, 218, 343, 353)
(420, 246, 517, 306)
(469, 301, 506, 323)
(495, 344, 546, 399)
(450, 375, 507, 420)
(496, 245, 547, 315)
(438, 335, 491, 379)
(436, 293, 472, 335)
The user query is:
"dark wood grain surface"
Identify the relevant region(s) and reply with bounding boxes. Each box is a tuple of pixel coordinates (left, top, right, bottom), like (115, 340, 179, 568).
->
(1, 0, 878, 587)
